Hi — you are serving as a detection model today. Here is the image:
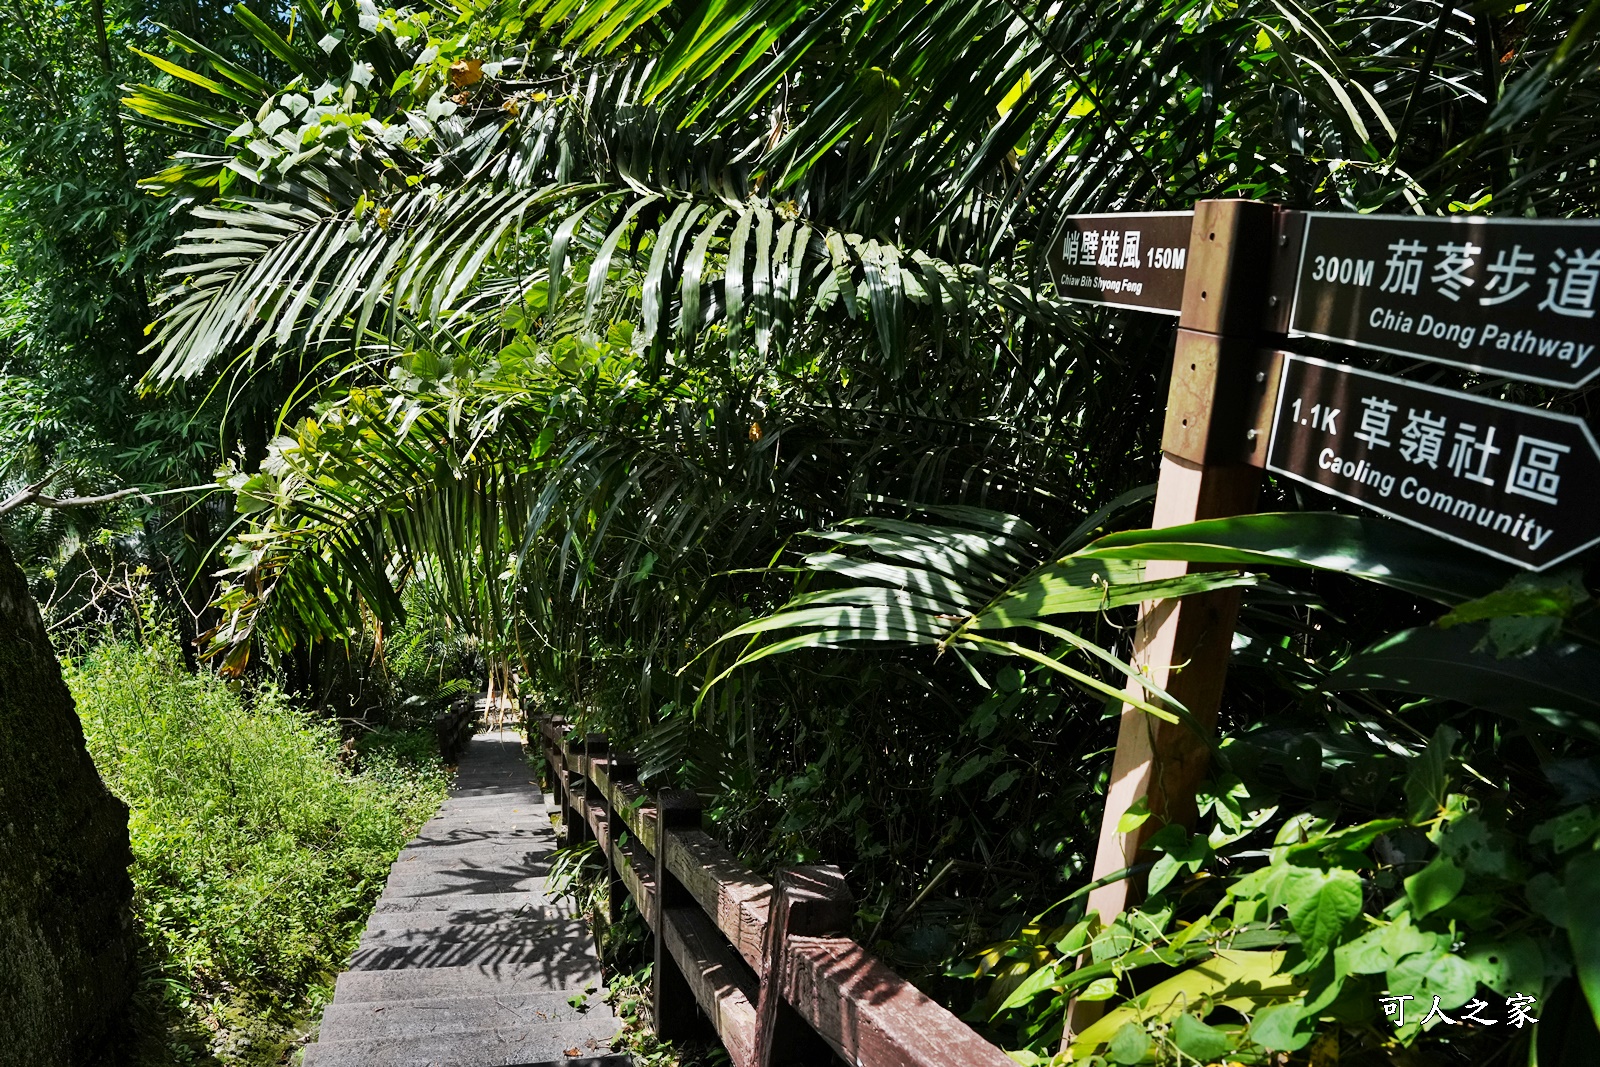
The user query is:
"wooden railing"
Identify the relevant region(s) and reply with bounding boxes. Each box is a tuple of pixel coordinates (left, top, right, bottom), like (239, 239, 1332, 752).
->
(535, 716, 1017, 1067)
(435, 696, 478, 763)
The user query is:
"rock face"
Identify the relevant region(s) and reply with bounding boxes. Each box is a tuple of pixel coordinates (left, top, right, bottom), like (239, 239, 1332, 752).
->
(0, 538, 136, 1066)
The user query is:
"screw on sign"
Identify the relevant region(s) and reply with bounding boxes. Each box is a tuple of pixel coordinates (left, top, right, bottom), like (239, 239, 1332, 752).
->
(1289, 214, 1600, 388)
(1266, 355, 1600, 569)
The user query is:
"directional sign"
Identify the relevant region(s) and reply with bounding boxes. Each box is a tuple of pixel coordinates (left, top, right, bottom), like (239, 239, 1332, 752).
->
(1266, 354, 1600, 569)
(1045, 212, 1193, 315)
(1289, 213, 1600, 388)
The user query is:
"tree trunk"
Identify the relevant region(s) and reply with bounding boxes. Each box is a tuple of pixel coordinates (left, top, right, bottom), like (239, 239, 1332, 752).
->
(0, 537, 137, 1066)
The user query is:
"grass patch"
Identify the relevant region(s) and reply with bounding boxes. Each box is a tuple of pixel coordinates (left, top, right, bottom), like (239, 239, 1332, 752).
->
(68, 637, 447, 1065)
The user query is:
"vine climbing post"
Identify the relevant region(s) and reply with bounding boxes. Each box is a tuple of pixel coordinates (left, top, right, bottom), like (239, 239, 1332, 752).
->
(1068, 198, 1294, 1034)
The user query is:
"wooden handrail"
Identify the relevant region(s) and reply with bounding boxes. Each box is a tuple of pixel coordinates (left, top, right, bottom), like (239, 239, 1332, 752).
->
(534, 716, 1016, 1067)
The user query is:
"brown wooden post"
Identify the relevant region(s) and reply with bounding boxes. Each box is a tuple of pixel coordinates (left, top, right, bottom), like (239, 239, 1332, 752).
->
(562, 734, 591, 847)
(653, 788, 713, 1040)
(582, 732, 608, 844)
(537, 715, 558, 796)
(1067, 199, 1291, 1038)
(754, 866, 853, 1067)
(605, 753, 638, 924)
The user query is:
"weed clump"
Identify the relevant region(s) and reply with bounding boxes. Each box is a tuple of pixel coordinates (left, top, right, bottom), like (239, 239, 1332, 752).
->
(67, 637, 447, 1065)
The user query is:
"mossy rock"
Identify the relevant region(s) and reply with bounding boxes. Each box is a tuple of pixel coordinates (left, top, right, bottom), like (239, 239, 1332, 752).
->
(0, 538, 136, 1066)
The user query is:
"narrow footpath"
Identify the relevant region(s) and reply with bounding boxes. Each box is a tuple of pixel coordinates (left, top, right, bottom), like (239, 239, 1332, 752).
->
(303, 729, 624, 1067)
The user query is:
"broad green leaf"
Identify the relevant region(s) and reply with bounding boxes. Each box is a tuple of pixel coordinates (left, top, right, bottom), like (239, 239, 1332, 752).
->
(1145, 825, 1210, 895)
(1435, 812, 1519, 879)
(1333, 627, 1600, 740)
(1566, 851, 1600, 1022)
(1436, 568, 1589, 628)
(1527, 872, 1569, 928)
(1386, 948, 1481, 1011)
(1283, 866, 1362, 960)
(992, 959, 1063, 1015)
(1082, 513, 1512, 605)
(1248, 1000, 1312, 1052)
(1404, 726, 1457, 823)
(1404, 856, 1465, 918)
(1106, 1022, 1149, 1065)
(1116, 796, 1151, 834)
(1069, 950, 1292, 1057)
(1078, 975, 1118, 1001)
(1463, 936, 1554, 997)
(1335, 915, 1441, 975)
(131, 48, 253, 103)
(1532, 806, 1600, 855)
(233, 5, 323, 82)
(975, 563, 1259, 627)
(1170, 1013, 1235, 1062)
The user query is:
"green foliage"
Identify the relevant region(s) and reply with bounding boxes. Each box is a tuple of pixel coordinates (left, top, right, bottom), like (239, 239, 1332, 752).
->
(68, 635, 445, 1065)
(701, 495, 1260, 718)
(112, 0, 1600, 1062)
(901, 516, 1600, 1062)
(0, 0, 274, 624)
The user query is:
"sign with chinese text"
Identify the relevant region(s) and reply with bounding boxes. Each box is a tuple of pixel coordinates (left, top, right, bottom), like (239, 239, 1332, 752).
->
(1046, 212, 1193, 315)
(1266, 355, 1600, 569)
(1290, 213, 1600, 388)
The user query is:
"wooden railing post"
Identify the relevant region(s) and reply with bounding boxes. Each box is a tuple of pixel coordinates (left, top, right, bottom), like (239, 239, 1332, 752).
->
(755, 866, 852, 1067)
(582, 732, 608, 841)
(654, 788, 713, 1040)
(1067, 199, 1289, 1039)
(539, 715, 564, 797)
(605, 753, 638, 923)
(561, 734, 590, 846)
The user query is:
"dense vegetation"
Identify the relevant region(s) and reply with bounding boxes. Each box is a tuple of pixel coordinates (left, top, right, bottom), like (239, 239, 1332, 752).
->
(4, 0, 1600, 1062)
(69, 632, 447, 1065)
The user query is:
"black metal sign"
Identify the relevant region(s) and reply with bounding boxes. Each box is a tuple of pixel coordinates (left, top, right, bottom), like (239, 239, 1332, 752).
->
(1267, 354, 1600, 569)
(1289, 213, 1600, 388)
(1045, 212, 1193, 316)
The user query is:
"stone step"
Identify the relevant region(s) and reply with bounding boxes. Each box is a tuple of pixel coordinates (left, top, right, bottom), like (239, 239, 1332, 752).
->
(392, 846, 552, 863)
(348, 918, 597, 972)
(438, 794, 547, 811)
(404, 823, 551, 841)
(391, 844, 550, 870)
(386, 858, 548, 881)
(309, 730, 617, 1063)
(409, 817, 552, 832)
(363, 909, 582, 928)
(379, 876, 544, 902)
(333, 963, 603, 1003)
(434, 793, 545, 807)
(361, 908, 569, 927)
(301, 1019, 618, 1067)
(359, 912, 572, 941)
(368, 892, 556, 916)
(316, 991, 595, 1041)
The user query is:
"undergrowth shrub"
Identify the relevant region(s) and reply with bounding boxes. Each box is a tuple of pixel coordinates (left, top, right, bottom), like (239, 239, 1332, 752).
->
(67, 636, 447, 1066)
(543, 839, 726, 1067)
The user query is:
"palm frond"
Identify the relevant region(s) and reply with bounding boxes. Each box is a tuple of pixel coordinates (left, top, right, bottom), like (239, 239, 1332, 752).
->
(701, 505, 1263, 718)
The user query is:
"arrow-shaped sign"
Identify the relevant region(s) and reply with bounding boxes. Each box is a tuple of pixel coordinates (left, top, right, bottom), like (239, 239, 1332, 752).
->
(1288, 213, 1600, 388)
(1045, 212, 1194, 315)
(1267, 354, 1600, 569)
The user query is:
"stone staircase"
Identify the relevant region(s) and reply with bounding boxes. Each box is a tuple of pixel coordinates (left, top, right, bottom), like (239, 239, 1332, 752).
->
(302, 729, 626, 1067)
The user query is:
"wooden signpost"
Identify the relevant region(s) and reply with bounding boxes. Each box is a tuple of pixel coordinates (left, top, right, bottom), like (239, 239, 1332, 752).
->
(1057, 201, 1600, 1041)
